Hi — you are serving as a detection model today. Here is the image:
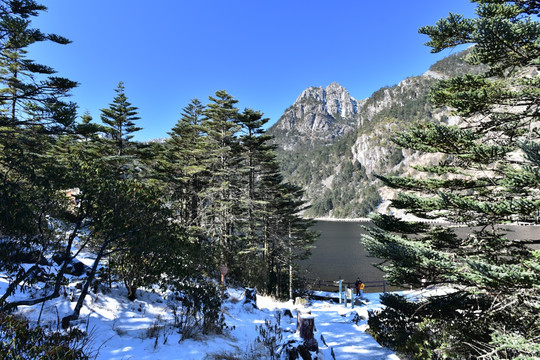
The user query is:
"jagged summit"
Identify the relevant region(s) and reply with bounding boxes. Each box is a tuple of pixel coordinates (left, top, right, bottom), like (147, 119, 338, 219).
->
(269, 82, 361, 149)
(295, 82, 360, 118)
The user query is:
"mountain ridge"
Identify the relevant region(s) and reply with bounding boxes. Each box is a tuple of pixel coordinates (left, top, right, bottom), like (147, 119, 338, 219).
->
(268, 49, 483, 218)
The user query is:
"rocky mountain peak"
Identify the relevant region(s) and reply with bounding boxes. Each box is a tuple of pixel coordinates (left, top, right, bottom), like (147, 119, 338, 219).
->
(325, 82, 360, 118)
(270, 82, 361, 149)
(296, 86, 325, 103)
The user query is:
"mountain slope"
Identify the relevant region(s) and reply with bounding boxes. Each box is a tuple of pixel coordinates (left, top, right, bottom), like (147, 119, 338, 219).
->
(268, 50, 483, 218)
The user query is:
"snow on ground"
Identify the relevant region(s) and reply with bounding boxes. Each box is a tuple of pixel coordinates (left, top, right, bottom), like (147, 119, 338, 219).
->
(1, 275, 402, 359)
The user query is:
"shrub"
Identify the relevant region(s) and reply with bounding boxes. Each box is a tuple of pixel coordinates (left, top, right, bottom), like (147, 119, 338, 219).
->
(255, 313, 283, 360)
(0, 313, 91, 360)
(167, 279, 226, 340)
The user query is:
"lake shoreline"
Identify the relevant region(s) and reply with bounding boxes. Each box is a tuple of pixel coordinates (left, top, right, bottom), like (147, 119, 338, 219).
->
(311, 217, 540, 227)
(313, 217, 371, 222)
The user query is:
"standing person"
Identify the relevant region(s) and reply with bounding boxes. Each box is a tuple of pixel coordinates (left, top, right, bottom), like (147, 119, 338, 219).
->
(358, 280, 365, 298)
(355, 277, 361, 296)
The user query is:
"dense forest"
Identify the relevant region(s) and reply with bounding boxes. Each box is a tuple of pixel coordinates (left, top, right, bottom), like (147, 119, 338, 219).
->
(0, 1, 316, 355)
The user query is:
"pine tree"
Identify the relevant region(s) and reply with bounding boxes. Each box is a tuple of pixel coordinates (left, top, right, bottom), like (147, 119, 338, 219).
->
(273, 183, 316, 300)
(149, 89, 319, 300)
(242, 129, 316, 298)
(363, 2, 540, 358)
(0, 0, 79, 308)
(234, 107, 317, 298)
(234, 108, 272, 274)
(199, 90, 242, 272)
(161, 98, 208, 227)
(100, 81, 141, 156)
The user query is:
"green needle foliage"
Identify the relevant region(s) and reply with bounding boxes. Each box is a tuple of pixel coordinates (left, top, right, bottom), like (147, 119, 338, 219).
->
(158, 91, 317, 299)
(363, 1, 540, 359)
(0, 3, 316, 353)
(100, 81, 142, 157)
(0, 0, 79, 309)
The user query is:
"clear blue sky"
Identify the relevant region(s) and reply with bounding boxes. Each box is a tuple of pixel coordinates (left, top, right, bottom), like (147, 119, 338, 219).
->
(29, 0, 476, 141)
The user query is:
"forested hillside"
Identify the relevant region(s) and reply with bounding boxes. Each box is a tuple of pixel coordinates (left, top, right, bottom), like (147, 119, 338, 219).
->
(269, 50, 485, 218)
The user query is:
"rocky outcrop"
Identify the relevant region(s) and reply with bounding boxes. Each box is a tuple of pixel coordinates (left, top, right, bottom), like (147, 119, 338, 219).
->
(325, 82, 360, 118)
(270, 82, 362, 149)
(351, 132, 396, 176)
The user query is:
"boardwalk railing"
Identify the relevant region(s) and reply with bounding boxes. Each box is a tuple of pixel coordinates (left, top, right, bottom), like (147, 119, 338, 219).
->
(304, 278, 392, 294)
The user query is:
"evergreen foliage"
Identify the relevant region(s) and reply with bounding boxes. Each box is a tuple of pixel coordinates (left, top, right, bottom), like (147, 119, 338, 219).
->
(100, 81, 141, 156)
(0, 0, 316, 350)
(198, 90, 242, 269)
(158, 92, 317, 299)
(0, 313, 90, 359)
(364, 2, 540, 359)
(0, 0, 80, 311)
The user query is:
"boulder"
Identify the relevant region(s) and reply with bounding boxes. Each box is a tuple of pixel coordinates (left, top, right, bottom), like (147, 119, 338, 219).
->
(52, 253, 89, 276)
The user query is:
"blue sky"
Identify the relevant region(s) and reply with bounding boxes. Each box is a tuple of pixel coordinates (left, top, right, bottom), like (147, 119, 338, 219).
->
(29, 1, 476, 141)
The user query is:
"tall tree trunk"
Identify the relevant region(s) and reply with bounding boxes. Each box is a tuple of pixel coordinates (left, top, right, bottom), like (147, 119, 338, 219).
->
(288, 225, 293, 300)
(289, 263, 293, 301)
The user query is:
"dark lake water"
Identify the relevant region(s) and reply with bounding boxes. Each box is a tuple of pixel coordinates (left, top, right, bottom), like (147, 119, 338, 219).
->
(298, 221, 382, 291)
(299, 221, 539, 293)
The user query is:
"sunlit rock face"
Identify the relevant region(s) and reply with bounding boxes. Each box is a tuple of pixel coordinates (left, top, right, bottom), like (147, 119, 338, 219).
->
(271, 82, 361, 150)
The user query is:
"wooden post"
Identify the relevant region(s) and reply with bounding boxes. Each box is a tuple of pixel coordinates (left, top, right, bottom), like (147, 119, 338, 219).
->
(344, 286, 348, 308)
(219, 265, 228, 286)
(219, 265, 228, 297)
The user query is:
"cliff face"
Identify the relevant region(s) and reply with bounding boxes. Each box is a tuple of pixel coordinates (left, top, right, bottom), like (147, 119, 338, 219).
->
(269, 50, 483, 218)
(270, 82, 363, 150)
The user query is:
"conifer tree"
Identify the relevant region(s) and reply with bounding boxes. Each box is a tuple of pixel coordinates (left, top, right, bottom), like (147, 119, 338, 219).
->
(100, 81, 141, 156)
(0, 0, 79, 307)
(363, 2, 540, 358)
(233, 108, 277, 291)
(236, 115, 316, 298)
(97, 83, 178, 302)
(272, 182, 316, 299)
(161, 98, 208, 227)
(199, 90, 242, 272)
(236, 109, 272, 256)
(153, 91, 317, 299)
